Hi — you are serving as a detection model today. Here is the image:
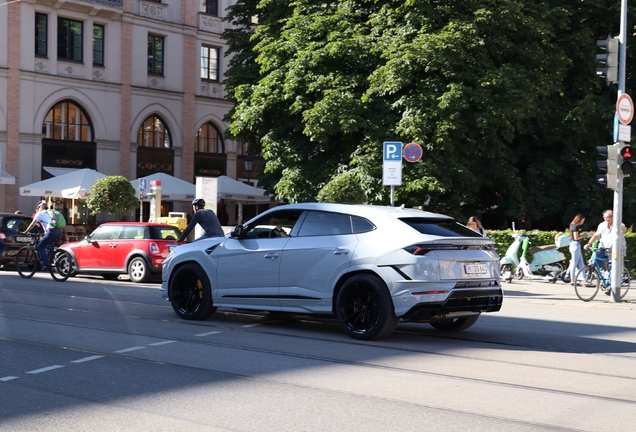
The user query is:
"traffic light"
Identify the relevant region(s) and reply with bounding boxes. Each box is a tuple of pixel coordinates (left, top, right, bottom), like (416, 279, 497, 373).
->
(597, 144, 618, 190)
(620, 145, 634, 175)
(596, 36, 619, 84)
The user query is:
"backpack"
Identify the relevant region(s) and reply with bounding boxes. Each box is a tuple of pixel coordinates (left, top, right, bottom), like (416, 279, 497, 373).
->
(47, 209, 67, 229)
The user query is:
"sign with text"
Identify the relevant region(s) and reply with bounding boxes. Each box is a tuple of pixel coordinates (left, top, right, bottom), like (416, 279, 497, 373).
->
(383, 141, 402, 186)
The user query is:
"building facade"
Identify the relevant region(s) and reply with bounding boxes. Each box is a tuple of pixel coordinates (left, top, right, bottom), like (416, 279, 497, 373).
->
(0, 0, 257, 222)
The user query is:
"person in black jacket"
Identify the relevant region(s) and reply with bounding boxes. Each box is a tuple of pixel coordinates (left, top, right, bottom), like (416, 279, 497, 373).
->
(177, 198, 225, 242)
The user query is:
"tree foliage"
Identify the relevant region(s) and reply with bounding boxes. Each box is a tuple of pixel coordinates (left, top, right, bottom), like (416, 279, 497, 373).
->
(224, 0, 636, 229)
(316, 170, 366, 204)
(86, 176, 138, 218)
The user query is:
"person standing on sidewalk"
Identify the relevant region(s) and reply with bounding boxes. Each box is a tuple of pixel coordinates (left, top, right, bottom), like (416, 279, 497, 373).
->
(568, 214, 586, 284)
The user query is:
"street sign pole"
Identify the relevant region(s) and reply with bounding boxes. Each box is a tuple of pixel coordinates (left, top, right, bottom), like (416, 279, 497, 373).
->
(382, 142, 402, 206)
(610, 0, 629, 302)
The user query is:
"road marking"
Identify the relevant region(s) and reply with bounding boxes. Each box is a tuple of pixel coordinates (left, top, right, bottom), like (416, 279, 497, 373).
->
(0, 376, 19, 381)
(113, 346, 146, 354)
(148, 340, 178, 346)
(242, 324, 261, 328)
(26, 365, 64, 374)
(195, 331, 220, 336)
(70, 355, 104, 363)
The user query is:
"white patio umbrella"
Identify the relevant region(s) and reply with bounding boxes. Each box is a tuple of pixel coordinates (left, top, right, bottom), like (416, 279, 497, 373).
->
(20, 168, 106, 224)
(20, 168, 106, 198)
(214, 175, 271, 203)
(131, 172, 196, 201)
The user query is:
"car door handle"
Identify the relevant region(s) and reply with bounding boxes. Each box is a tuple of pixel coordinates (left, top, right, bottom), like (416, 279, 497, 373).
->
(333, 248, 350, 255)
(109, 244, 117, 248)
(263, 253, 280, 259)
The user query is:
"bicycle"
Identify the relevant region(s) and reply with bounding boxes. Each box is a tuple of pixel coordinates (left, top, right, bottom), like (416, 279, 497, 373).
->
(573, 247, 630, 301)
(15, 232, 73, 282)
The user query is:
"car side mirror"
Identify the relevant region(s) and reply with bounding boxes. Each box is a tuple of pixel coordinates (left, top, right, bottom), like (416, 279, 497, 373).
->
(230, 225, 245, 238)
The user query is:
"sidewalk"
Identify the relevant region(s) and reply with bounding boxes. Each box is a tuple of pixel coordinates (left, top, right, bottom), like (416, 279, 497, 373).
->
(501, 277, 636, 309)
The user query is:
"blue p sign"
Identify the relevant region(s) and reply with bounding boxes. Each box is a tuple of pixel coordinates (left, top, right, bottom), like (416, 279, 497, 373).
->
(383, 142, 403, 160)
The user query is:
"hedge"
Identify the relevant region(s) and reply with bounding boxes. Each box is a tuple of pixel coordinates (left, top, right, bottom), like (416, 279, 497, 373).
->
(487, 230, 636, 275)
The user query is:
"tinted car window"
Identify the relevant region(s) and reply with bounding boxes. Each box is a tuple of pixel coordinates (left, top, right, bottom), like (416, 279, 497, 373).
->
(150, 226, 181, 240)
(90, 225, 123, 240)
(399, 217, 483, 237)
(4, 217, 31, 236)
(352, 216, 375, 234)
(245, 210, 303, 238)
(297, 211, 353, 236)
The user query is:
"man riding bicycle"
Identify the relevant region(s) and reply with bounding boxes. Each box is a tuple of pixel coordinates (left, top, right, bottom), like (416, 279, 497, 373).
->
(22, 201, 63, 270)
(584, 209, 627, 271)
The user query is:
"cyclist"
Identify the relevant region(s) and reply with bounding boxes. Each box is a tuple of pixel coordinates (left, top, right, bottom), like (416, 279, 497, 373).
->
(176, 198, 225, 242)
(21, 201, 63, 270)
(584, 209, 627, 271)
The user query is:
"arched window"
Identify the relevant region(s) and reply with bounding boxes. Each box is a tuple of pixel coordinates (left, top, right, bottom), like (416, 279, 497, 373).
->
(137, 115, 171, 148)
(194, 122, 225, 153)
(42, 100, 93, 141)
(195, 122, 224, 153)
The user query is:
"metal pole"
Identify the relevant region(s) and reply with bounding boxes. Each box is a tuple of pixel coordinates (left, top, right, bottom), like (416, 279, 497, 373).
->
(611, 0, 628, 302)
(390, 185, 395, 207)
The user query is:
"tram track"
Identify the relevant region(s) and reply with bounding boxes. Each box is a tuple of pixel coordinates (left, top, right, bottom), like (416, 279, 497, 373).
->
(0, 334, 589, 432)
(3, 281, 636, 430)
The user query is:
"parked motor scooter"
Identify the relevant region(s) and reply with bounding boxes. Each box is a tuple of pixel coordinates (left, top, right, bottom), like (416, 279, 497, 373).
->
(499, 224, 567, 283)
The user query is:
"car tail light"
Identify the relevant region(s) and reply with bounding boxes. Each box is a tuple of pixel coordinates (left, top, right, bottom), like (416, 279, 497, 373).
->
(0, 232, 5, 241)
(149, 242, 160, 254)
(404, 244, 494, 255)
(404, 244, 456, 256)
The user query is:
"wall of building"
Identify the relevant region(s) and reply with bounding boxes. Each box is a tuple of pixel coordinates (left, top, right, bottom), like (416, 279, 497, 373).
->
(0, 0, 250, 219)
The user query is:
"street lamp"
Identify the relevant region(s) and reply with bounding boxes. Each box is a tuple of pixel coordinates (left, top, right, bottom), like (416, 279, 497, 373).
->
(244, 155, 253, 186)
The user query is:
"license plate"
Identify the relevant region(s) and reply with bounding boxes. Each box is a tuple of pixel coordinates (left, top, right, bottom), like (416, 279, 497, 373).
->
(464, 263, 488, 275)
(16, 236, 30, 243)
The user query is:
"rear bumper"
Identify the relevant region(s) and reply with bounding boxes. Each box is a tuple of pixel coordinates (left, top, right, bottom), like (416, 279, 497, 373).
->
(400, 287, 503, 322)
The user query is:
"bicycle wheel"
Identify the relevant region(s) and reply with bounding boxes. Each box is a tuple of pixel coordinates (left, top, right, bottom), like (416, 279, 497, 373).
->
(15, 246, 38, 279)
(620, 268, 631, 300)
(574, 266, 600, 302)
(50, 249, 73, 282)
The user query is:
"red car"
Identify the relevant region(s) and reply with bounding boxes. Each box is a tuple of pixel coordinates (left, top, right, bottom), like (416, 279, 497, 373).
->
(61, 222, 183, 283)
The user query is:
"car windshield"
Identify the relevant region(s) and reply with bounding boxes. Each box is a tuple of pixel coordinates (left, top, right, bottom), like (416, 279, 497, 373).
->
(149, 226, 181, 241)
(398, 217, 484, 237)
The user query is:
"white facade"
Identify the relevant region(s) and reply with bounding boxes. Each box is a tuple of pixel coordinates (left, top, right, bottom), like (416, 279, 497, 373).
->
(0, 0, 253, 223)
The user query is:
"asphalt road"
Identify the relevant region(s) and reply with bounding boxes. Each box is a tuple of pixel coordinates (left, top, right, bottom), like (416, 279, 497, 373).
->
(1, 272, 635, 431)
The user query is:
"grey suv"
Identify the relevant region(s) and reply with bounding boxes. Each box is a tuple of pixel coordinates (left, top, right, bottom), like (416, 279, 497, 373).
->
(161, 203, 502, 340)
(0, 213, 34, 267)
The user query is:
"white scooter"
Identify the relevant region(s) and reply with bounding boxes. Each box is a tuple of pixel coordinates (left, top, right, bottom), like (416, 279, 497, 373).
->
(499, 224, 567, 283)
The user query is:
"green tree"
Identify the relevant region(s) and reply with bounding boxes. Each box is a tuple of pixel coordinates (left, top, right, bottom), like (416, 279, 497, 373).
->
(316, 170, 366, 204)
(86, 176, 138, 220)
(224, 0, 636, 229)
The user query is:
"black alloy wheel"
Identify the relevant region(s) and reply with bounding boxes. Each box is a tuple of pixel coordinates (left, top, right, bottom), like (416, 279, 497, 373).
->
(336, 274, 398, 340)
(169, 263, 216, 320)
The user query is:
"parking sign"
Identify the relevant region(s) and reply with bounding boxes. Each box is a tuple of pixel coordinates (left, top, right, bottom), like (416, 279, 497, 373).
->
(383, 142, 402, 185)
